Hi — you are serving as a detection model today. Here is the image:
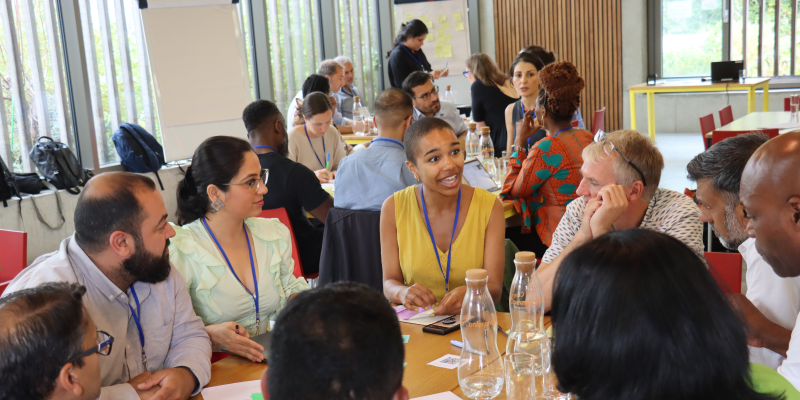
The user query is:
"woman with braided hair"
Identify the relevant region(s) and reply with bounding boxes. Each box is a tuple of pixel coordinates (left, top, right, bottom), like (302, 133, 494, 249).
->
(501, 61, 592, 254)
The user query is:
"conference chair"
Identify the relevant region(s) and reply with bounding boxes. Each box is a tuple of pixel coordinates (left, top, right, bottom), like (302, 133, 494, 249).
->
(705, 252, 743, 294)
(318, 208, 382, 291)
(711, 129, 779, 146)
(592, 107, 606, 135)
(786, 97, 791, 112)
(258, 208, 312, 279)
(699, 113, 716, 150)
(718, 105, 734, 127)
(571, 120, 579, 128)
(0, 229, 27, 296)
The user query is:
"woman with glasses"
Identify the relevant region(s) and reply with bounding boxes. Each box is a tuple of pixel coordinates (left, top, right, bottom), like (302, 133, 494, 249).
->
(386, 19, 449, 89)
(288, 92, 349, 183)
(171, 136, 310, 363)
(465, 53, 519, 157)
(501, 61, 592, 255)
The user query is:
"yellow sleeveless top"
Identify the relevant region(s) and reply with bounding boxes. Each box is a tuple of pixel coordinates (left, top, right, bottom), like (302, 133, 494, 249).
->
(394, 185, 497, 301)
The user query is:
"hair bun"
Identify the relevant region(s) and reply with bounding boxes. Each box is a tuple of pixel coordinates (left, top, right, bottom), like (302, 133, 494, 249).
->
(539, 61, 585, 118)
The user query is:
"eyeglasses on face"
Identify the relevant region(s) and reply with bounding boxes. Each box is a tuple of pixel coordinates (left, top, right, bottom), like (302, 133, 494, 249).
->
(223, 169, 269, 195)
(414, 86, 438, 102)
(593, 130, 647, 187)
(67, 329, 114, 364)
(463, 70, 471, 78)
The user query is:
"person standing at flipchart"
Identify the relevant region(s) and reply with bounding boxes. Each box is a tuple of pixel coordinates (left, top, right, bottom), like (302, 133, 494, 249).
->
(387, 19, 449, 89)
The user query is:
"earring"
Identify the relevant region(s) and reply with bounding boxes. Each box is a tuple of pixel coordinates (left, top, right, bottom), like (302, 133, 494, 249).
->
(211, 199, 224, 211)
(414, 175, 420, 183)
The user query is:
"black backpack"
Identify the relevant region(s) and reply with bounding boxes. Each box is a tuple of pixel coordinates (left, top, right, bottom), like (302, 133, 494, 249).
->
(30, 137, 93, 194)
(0, 154, 20, 207)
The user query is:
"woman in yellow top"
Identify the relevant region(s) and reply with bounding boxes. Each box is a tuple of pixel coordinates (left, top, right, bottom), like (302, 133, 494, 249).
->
(381, 117, 505, 316)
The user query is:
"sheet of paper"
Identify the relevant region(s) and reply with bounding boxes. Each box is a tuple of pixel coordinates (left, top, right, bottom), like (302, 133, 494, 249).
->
(201, 380, 262, 400)
(453, 12, 463, 21)
(440, 21, 450, 31)
(438, 14, 447, 23)
(428, 354, 460, 369)
(455, 21, 464, 31)
(400, 314, 457, 326)
(412, 392, 463, 400)
(402, 335, 410, 343)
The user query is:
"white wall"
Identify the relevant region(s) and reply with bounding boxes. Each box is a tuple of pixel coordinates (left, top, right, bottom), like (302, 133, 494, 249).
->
(0, 165, 187, 265)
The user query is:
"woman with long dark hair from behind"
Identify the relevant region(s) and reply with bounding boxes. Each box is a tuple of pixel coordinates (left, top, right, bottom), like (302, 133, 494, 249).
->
(387, 19, 449, 88)
(170, 136, 309, 363)
(551, 229, 796, 400)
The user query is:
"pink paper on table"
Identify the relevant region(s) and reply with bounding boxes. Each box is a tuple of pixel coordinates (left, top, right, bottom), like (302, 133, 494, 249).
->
(395, 306, 433, 321)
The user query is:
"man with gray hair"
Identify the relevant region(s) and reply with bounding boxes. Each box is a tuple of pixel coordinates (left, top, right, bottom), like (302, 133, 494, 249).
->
(688, 132, 800, 370)
(286, 60, 363, 130)
(334, 55, 363, 120)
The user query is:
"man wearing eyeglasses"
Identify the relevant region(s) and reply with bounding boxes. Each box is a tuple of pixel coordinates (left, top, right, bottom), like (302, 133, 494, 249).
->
(2, 172, 212, 400)
(0, 282, 105, 400)
(402, 72, 468, 139)
(530, 128, 703, 312)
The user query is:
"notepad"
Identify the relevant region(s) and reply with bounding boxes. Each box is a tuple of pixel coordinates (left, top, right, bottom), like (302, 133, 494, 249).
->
(201, 380, 261, 400)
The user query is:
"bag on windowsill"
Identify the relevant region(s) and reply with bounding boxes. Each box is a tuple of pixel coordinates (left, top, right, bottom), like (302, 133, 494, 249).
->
(112, 123, 166, 190)
(30, 137, 93, 195)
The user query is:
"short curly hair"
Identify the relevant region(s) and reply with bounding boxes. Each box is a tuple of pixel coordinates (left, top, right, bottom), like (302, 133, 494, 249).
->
(538, 61, 584, 122)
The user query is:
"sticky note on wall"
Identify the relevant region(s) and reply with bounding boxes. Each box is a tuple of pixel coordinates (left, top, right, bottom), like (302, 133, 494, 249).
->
(405, 13, 413, 21)
(440, 21, 450, 30)
(455, 21, 464, 31)
(438, 14, 447, 23)
(454, 12, 463, 21)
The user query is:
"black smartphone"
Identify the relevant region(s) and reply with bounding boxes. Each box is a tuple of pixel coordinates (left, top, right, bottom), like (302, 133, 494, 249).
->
(423, 317, 460, 335)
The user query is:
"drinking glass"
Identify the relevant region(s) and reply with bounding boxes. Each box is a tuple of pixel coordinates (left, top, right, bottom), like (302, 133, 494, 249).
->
(739, 69, 746, 84)
(543, 339, 571, 399)
(504, 353, 534, 400)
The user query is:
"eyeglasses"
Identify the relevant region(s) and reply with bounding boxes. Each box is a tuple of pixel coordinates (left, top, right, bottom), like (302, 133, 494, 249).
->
(224, 169, 269, 194)
(463, 70, 471, 78)
(68, 329, 114, 364)
(593, 130, 647, 187)
(413, 86, 438, 102)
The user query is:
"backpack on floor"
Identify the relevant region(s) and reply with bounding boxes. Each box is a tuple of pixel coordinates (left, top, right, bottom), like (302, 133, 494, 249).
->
(0, 154, 20, 207)
(29, 137, 92, 195)
(113, 123, 166, 190)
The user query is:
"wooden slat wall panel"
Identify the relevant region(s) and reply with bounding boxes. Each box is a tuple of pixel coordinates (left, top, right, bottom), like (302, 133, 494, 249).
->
(494, 0, 623, 132)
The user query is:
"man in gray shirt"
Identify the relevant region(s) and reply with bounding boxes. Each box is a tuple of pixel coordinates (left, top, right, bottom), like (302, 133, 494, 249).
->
(402, 71, 468, 138)
(334, 56, 363, 120)
(3, 172, 211, 400)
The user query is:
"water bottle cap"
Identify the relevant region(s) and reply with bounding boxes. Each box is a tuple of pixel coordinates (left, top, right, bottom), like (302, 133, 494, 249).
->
(466, 269, 488, 280)
(468, 122, 477, 130)
(354, 96, 360, 102)
(515, 251, 537, 262)
(446, 85, 451, 90)
(480, 127, 490, 134)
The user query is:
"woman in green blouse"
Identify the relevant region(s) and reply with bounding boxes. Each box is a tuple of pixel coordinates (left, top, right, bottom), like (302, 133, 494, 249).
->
(170, 136, 309, 362)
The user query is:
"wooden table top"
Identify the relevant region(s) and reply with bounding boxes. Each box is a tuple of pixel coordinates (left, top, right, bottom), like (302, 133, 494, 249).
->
(628, 77, 770, 91)
(704, 111, 797, 138)
(190, 313, 552, 400)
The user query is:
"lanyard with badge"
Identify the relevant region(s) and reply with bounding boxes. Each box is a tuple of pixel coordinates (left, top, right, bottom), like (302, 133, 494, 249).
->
(371, 138, 404, 150)
(420, 186, 461, 294)
(254, 145, 277, 153)
(202, 217, 261, 333)
(401, 44, 425, 70)
(304, 124, 327, 169)
(128, 287, 148, 370)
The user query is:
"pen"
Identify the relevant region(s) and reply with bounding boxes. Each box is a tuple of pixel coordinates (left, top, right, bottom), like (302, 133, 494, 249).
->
(451, 340, 463, 348)
(325, 153, 330, 170)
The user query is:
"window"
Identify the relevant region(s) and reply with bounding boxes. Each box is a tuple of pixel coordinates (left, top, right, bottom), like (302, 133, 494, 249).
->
(1, 0, 74, 173)
(79, 0, 256, 166)
(334, 0, 382, 110)
(661, 0, 724, 77)
(264, 0, 322, 116)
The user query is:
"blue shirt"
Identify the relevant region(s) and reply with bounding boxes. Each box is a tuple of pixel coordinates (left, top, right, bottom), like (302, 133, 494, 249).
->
(334, 137, 416, 211)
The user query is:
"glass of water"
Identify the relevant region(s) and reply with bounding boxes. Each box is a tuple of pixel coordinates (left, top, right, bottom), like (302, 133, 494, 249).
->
(504, 353, 534, 400)
(543, 339, 571, 399)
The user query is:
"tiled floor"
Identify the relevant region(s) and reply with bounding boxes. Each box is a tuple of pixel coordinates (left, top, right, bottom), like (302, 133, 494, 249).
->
(653, 133, 706, 193)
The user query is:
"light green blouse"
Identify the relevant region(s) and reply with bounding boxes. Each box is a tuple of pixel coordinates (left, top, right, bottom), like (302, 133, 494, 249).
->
(169, 217, 310, 337)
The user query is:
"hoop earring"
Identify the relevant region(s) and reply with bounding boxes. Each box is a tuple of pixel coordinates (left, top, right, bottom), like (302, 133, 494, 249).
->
(211, 199, 224, 211)
(414, 175, 420, 183)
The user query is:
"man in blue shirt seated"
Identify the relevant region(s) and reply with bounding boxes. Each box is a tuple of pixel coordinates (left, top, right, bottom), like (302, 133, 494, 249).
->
(335, 88, 416, 211)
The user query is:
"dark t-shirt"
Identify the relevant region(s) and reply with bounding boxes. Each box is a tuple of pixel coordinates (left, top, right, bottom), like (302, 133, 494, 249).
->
(511, 99, 547, 151)
(471, 80, 518, 157)
(257, 152, 330, 275)
(388, 45, 432, 88)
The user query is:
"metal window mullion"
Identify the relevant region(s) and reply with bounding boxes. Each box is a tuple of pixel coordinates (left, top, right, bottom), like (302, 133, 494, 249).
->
(267, 0, 286, 110)
(370, 0, 382, 95)
(250, 0, 274, 101)
(0, 63, 11, 163)
(342, 0, 352, 66)
(96, 0, 121, 147)
(114, 0, 137, 123)
(20, 0, 52, 139)
(723, 0, 731, 61)
(333, 0, 341, 54)
(377, 0, 392, 89)
(759, 0, 764, 76)
(792, 0, 797, 75)
(77, 0, 107, 164)
(1, 0, 34, 171)
(291, 0, 305, 81)
(130, 0, 154, 133)
(43, 0, 71, 147)
(775, 0, 780, 76)
(362, 0, 375, 108)
(280, 0, 296, 99)
(303, 0, 315, 77)
(743, 0, 748, 70)
(351, 0, 364, 106)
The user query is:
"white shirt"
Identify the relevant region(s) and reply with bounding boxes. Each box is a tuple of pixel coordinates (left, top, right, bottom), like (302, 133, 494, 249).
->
(542, 188, 703, 263)
(743, 238, 800, 370)
(286, 90, 303, 126)
(413, 101, 469, 136)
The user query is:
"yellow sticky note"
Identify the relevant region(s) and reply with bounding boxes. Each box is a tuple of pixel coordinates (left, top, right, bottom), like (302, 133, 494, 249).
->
(404, 13, 413, 21)
(454, 12, 463, 21)
(440, 21, 450, 31)
(439, 33, 452, 43)
(455, 21, 465, 31)
(437, 28, 448, 37)
(434, 47, 443, 58)
(438, 14, 447, 23)
(427, 31, 434, 42)
(442, 45, 452, 58)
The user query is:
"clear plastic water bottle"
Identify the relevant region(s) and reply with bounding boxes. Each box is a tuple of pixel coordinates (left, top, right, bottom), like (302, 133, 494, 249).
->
(442, 85, 455, 103)
(353, 96, 366, 136)
(458, 269, 504, 400)
(479, 127, 496, 178)
(466, 122, 480, 160)
(506, 251, 547, 377)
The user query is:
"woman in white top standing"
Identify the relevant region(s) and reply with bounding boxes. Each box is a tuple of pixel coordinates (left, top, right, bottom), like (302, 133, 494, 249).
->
(287, 92, 349, 183)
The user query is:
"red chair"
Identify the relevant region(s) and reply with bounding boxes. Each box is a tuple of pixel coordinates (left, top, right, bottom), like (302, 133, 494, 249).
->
(785, 97, 791, 112)
(705, 252, 743, 294)
(711, 129, 780, 146)
(570, 120, 579, 128)
(718, 105, 734, 127)
(258, 208, 317, 279)
(592, 107, 606, 135)
(0, 229, 27, 282)
(699, 113, 716, 150)
(0, 281, 9, 297)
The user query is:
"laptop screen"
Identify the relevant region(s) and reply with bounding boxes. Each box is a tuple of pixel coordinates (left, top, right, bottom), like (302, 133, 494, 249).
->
(462, 159, 500, 192)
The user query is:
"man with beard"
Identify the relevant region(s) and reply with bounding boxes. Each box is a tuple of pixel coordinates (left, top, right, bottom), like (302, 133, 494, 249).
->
(402, 72, 468, 138)
(245, 99, 333, 275)
(687, 132, 800, 370)
(2, 172, 211, 400)
(737, 131, 800, 389)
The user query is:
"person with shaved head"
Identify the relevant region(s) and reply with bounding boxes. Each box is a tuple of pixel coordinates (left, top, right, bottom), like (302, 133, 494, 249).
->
(735, 131, 800, 389)
(1, 172, 211, 400)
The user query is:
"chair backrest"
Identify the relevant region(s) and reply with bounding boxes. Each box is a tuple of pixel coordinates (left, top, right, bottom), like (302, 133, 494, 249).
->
(592, 107, 606, 135)
(712, 129, 780, 145)
(785, 97, 791, 112)
(0, 281, 9, 297)
(570, 120, 579, 128)
(257, 209, 305, 279)
(318, 208, 383, 291)
(699, 114, 716, 150)
(705, 252, 743, 294)
(0, 229, 27, 282)
(718, 105, 734, 126)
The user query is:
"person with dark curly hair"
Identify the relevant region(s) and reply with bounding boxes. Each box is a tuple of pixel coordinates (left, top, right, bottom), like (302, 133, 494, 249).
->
(501, 61, 592, 255)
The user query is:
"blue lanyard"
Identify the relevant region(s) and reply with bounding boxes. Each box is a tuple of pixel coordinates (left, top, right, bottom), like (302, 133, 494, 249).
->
(340, 86, 355, 98)
(254, 145, 277, 153)
(202, 217, 260, 333)
(304, 124, 326, 169)
(420, 186, 461, 293)
(128, 287, 148, 370)
(401, 44, 424, 69)
(371, 138, 404, 149)
(554, 127, 572, 137)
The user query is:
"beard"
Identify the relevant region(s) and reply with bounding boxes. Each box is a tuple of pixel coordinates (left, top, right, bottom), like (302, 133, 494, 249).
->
(714, 202, 748, 250)
(121, 236, 172, 284)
